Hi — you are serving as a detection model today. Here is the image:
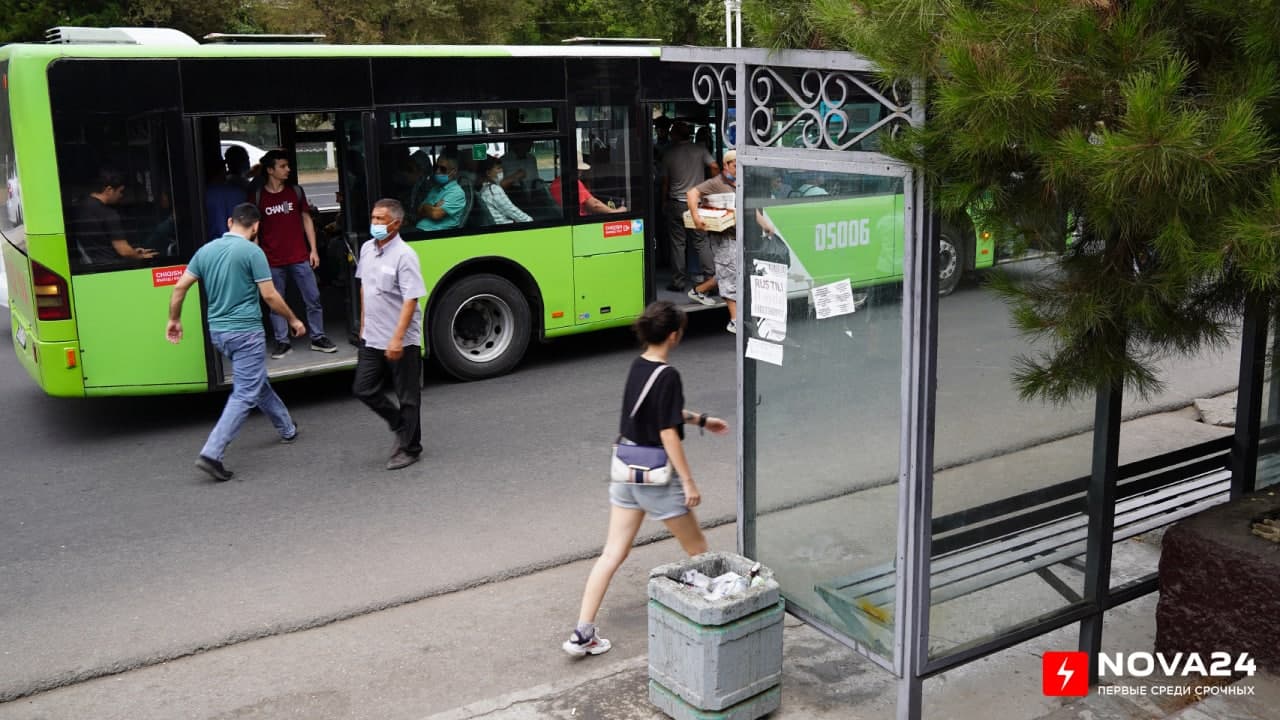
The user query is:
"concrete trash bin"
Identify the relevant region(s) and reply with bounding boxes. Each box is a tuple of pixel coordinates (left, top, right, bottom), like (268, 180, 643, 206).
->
(648, 551, 784, 720)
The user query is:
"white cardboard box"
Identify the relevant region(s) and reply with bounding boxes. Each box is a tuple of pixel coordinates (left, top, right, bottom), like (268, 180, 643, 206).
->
(683, 209, 735, 232)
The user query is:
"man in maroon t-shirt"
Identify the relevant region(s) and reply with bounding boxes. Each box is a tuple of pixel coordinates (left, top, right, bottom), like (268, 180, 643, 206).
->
(252, 149, 336, 358)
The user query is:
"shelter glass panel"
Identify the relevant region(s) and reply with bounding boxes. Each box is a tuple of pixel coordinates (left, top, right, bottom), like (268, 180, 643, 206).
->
(743, 162, 904, 661)
(1259, 314, 1280, 490)
(1110, 326, 1240, 591)
(928, 257, 1091, 658)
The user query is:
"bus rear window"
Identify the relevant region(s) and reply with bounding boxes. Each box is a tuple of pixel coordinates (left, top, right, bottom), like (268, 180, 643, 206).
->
(55, 113, 183, 274)
(0, 62, 26, 253)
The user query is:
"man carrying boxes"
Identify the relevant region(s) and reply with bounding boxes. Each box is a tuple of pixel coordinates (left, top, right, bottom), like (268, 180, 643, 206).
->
(687, 150, 739, 334)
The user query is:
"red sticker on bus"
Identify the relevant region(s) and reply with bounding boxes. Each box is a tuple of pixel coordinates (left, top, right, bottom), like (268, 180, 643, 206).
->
(152, 266, 186, 287)
(603, 221, 632, 238)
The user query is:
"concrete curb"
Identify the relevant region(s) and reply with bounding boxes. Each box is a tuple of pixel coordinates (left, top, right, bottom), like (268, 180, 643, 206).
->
(421, 656, 647, 720)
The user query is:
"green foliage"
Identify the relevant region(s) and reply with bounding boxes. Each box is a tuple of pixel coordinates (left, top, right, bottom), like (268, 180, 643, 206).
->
(0, 1, 126, 43)
(0, 0, 722, 45)
(252, 0, 722, 45)
(750, 0, 1280, 405)
(522, 0, 722, 44)
(127, 0, 258, 38)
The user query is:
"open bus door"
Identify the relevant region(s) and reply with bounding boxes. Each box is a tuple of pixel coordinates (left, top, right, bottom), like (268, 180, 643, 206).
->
(336, 112, 373, 347)
(204, 111, 362, 386)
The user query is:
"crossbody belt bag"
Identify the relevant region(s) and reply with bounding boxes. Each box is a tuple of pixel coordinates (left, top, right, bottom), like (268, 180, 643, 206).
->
(610, 365, 673, 485)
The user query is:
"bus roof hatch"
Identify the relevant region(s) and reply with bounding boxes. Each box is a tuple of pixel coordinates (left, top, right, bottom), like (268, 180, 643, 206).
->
(203, 33, 326, 44)
(45, 26, 199, 46)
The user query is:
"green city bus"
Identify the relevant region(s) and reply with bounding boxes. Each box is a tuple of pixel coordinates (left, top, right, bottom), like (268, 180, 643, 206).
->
(0, 30, 999, 397)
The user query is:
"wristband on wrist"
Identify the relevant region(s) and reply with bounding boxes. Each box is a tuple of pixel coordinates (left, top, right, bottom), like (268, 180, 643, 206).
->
(698, 413, 708, 428)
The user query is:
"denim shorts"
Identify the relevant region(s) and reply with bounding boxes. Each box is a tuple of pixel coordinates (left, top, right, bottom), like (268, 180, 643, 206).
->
(609, 475, 688, 520)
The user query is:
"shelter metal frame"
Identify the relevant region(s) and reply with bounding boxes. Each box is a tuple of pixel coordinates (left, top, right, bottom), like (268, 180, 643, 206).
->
(659, 45, 1269, 720)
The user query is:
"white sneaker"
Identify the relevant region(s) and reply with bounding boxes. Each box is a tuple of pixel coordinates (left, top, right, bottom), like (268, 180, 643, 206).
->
(726, 320, 737, 334)
(687, 288, 716, 306)
(563, 629, 612, 657)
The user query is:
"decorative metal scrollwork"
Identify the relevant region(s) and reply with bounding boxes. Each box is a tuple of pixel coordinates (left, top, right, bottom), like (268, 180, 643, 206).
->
(691, 64, 737, 149)
(690, 63, 913, 151)
(749, 67, 910, 150)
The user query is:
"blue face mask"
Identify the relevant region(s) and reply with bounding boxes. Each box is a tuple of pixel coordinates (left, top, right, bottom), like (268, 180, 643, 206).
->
(433, 173, 450, 185)
(370, 223, 389, 241)
(724, 171, 736, 183)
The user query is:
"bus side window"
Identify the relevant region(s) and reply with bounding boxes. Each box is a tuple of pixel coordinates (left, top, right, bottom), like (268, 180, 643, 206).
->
(55, 115, 183, 272)
(572, 105, 643, 220)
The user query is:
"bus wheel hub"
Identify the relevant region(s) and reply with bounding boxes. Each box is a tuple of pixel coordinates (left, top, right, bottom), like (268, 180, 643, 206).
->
(452, 294, 513, 362)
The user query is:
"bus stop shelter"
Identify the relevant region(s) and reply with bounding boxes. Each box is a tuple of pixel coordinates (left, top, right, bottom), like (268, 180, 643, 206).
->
(660, 45, 1279, 719)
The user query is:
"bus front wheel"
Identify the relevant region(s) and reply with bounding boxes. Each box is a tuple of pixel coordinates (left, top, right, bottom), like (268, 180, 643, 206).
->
(430, 274, 532, 381)
(937, 226, 966, 297)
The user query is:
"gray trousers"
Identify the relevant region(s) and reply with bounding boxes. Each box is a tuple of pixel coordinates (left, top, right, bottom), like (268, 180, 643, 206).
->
(665, 199, 713, 288)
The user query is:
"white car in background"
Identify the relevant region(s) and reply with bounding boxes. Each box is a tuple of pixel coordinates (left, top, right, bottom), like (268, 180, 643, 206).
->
(219, 140, 269, 169)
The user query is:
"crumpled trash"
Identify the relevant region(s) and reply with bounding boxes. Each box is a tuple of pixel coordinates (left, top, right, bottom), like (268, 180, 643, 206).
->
(682, 570, 749, 600)
(1252, 517, 1280, 543)
(681, 569, 712, 589)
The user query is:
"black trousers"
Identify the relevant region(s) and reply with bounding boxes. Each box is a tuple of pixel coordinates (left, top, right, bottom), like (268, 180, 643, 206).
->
(353, 344, 422, 456)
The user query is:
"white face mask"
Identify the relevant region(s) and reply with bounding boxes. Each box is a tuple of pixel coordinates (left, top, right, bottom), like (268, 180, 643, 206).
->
(494, 171, 504, 183)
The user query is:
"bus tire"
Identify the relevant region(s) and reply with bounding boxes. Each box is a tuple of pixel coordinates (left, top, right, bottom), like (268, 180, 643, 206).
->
(937, 225, 967, 297)
(430, 274, 531, 381)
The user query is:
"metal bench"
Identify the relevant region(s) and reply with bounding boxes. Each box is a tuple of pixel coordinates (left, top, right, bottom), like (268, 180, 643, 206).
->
(815, 436, 1232, 643)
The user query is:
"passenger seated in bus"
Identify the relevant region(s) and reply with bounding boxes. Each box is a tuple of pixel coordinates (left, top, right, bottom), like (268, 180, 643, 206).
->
(790, 173, 829, 197)
(73, 169, 158, 265)
(477, 157, 532, 225)
(415, 156, 467, 232)
(383, 149, 423, 212)
(549, 154, 627, 216)
(145, 190, 178, 256)
(500, 140, 539, 198)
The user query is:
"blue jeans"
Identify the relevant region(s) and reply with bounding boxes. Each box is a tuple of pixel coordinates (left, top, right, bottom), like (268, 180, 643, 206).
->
(201, 331, 296, 461)
(270, 261, 326, 343)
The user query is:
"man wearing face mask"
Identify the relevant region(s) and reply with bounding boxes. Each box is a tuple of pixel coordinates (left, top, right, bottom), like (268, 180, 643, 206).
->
(687, 150, 740, 334)
(165, 203, 306, 482)
(414, 155, 467, 232)
(354, 199, 429, 470)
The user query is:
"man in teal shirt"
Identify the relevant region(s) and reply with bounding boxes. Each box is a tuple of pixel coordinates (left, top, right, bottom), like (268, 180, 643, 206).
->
(166, 203, 307, 482)
(414, 155, 467, 232)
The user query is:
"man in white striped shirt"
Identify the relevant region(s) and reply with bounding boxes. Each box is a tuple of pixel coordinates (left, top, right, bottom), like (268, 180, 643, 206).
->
(478, 157, 532, 224)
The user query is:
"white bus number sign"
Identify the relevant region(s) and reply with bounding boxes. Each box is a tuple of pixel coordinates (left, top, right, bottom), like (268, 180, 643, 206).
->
(816, 219, 871, 251)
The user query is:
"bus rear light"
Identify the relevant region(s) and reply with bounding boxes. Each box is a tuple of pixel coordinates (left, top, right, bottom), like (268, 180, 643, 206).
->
(65, 348, 78, 368)
(32, 261, 72, 321)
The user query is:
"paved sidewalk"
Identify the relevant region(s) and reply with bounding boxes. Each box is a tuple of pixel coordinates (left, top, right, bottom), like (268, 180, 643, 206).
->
(3, 518, 1271, 720)
(2, 398, 1269, 719)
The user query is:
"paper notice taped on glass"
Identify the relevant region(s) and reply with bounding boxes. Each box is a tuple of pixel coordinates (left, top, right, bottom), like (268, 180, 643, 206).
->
(811, 278, 856, 319)
(749, 274, 787, 323)
(753, 259, 787, 280)
(745, 337, 784, 366)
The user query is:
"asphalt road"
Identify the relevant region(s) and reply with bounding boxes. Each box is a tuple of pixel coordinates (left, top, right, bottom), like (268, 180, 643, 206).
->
(305, 180, 339, 211)
(0, 270, 1242, 702)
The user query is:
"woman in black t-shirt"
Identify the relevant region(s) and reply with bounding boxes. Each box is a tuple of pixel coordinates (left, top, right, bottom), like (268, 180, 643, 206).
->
(563, 301, 729, 657)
